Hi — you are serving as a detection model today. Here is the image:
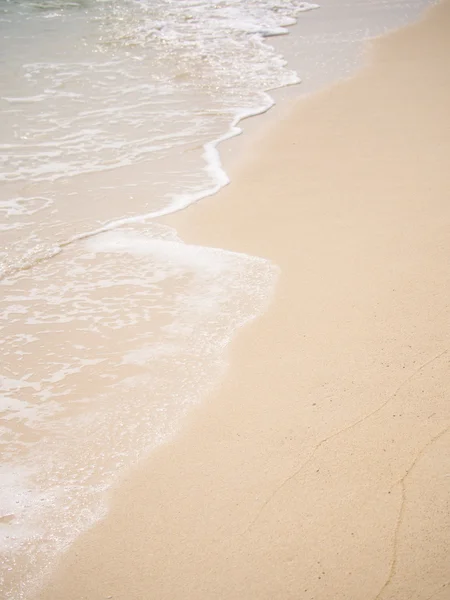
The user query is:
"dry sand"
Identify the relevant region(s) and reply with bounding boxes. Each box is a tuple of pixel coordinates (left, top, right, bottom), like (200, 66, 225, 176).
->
(38, 2, 450, 599)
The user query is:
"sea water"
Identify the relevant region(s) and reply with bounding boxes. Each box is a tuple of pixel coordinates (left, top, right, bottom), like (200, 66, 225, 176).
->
(0, 0, 436, 597)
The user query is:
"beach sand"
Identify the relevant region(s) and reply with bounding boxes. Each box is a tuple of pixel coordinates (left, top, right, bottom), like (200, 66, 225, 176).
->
(38, 2, 450, 599)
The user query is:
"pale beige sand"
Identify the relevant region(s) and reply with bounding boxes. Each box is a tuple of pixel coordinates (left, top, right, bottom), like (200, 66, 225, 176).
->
(38, 2, 450, 599)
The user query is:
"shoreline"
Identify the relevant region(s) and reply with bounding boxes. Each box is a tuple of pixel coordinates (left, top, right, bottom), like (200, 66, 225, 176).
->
(3, 3, 437, 598)
(38, 1, 450, 599)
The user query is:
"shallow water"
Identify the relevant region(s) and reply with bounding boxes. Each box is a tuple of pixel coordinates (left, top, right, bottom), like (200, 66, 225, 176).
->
(0, 0, 320, 278)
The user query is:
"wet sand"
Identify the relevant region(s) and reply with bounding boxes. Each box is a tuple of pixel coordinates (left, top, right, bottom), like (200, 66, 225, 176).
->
(38, 1, 450, 599)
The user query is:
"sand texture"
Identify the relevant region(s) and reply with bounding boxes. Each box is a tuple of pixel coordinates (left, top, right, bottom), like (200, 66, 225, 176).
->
(38, 2, 450, 599)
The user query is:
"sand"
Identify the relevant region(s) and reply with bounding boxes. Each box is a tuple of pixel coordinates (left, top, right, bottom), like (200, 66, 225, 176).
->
(38, 2, 450, 599)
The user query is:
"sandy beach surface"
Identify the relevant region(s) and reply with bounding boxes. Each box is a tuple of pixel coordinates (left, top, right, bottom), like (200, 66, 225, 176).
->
(38, 2, 450, 599)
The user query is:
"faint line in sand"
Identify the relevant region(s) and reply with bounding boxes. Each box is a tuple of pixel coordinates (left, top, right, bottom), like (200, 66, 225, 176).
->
(373, 426, 450, 600)
(242, 347, 449, 535)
